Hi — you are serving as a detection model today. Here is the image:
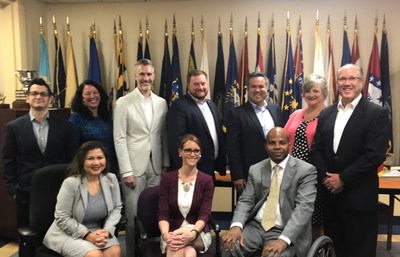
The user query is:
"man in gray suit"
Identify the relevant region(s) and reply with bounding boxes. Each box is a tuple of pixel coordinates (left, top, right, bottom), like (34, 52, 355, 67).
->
(222, 127, 317, 257)
(114, 59, 169, 257)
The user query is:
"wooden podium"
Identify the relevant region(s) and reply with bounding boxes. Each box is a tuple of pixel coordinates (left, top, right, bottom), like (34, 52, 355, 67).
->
(0, 107, 70, 239)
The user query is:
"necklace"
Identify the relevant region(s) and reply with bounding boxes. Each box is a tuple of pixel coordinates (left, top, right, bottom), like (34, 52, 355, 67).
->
(181, 181, 193, 192)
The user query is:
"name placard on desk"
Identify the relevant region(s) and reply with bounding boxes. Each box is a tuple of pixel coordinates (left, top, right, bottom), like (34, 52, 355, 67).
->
(381, 166, 400, 178)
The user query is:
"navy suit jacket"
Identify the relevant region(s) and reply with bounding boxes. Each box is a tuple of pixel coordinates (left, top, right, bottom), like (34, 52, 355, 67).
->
(158, 170, 214, 232)
(310, 97, 389, 210)
(167, 94, 226, 177)
(226, 101, 283, 181)
(1, 113, 78, 203)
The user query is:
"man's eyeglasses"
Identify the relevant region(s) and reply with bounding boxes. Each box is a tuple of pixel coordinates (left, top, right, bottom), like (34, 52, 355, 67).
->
(337, 77, 362, 84)
(27, 91, 51, 97)
(182, 148, 201, 155)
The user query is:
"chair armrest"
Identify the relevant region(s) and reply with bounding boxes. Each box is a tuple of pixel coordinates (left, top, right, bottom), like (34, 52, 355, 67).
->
(135, 216, 148, 240)
(209, 215, 221, 233)
(18, 227, 38, 240)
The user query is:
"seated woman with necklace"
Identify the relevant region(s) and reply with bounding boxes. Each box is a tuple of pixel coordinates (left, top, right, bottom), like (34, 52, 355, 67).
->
(158, 134, 214, 257)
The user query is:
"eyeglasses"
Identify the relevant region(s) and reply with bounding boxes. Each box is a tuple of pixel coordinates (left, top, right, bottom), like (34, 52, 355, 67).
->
(337, 77, 362, 84)
(182, 148, 201, 155)
(27, 91, 51, 97)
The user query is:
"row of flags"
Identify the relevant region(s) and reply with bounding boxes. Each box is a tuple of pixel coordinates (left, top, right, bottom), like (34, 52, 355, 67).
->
(37, 14, 393, 153)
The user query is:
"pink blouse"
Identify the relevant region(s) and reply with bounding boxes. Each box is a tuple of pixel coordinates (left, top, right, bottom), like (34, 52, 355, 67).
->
(284, 109, 319, 154)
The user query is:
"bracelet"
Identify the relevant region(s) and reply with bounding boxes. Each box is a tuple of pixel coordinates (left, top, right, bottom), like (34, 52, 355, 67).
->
(191, 229, 200, 240)
(83, 231, 91, 240)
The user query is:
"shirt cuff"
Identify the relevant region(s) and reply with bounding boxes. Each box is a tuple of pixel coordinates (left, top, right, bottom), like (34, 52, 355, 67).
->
(121, 171, 133, 178)
(230, 222, 243, 229)
(278, 235, 291, 246)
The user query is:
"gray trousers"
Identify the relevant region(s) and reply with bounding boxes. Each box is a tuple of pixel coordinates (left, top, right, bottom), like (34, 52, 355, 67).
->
(122, 161, 160, 257)
(221, 220, 295, 257)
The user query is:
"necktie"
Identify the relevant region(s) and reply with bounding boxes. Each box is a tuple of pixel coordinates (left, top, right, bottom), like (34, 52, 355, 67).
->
(261, 165, 281, 231)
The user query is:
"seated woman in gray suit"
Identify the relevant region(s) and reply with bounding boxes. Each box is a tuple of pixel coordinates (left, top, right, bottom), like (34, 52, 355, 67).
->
(43, 141, 122, 257)
(158, 134, 214, 257)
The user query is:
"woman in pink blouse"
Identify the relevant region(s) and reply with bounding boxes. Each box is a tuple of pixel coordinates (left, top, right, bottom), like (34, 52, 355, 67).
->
(284, 74, 327, 241)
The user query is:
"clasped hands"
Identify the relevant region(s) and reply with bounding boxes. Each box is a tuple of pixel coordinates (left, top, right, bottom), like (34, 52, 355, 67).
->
(163, 228, 196, 251)
(221, 227, 287, 257)
(85, 229, 110, 248)
(323, 172, 344, 194)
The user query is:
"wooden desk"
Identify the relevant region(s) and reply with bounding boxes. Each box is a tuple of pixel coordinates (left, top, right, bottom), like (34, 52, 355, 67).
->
(379, 177, 400, 250)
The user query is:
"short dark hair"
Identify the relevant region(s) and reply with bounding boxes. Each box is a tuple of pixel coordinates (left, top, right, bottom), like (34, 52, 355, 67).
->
(67, 140, 109, 177)
(245, 72, 269, 87)
(26, 78, 53, 95)
(135, 59, 154, 72)
(186, 69, 208, 84)
(71, 80, 110, 121)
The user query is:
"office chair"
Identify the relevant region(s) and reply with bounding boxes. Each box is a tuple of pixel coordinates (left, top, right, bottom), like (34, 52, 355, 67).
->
(18, 163, 127, 257)
(135, 185, 221, 257)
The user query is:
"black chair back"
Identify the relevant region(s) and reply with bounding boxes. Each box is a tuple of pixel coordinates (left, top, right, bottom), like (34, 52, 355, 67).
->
(137, 185, 161, 238)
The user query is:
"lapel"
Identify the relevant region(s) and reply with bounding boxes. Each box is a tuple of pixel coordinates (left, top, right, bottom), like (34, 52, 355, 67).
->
(78, 176, 89, 221)
(261, 160, 272, 199)
(24, 114, 45, 156)
(336, 98, 366, 153)
(279, 156, 295, 206)
(131, 89, 151, 131)
(100, 174, 114, 212)
(244, 102, 265, 139)
(324, 105, 338, 153)
(186, 95, 212, 137)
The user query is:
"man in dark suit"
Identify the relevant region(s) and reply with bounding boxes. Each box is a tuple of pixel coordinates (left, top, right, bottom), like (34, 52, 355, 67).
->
(222, 127, 317, 257)
(226, 71, 283, 194)
(167, 69, 226, 178)
(1, 78, 78, 227)
(310, 64, 389, 257)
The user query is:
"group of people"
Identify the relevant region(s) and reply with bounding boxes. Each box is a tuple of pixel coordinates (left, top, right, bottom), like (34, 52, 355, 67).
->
(0, 60, 390, 257)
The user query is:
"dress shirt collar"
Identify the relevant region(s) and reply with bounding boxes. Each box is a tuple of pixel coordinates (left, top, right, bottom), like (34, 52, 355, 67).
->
(29, 111, 49, 122)
(133, 87, 153, 101)
(270, 155, 290, 172)
(249, 100, 268, 111)
(337, 93, 362, 111)
(188, 92, 208, 104)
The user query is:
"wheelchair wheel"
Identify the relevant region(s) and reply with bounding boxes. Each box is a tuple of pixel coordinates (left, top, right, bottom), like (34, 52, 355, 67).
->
(307, 235, 336, 257)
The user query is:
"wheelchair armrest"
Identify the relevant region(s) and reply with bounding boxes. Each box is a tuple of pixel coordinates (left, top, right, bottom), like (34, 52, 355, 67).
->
(135, 216, 148, 240)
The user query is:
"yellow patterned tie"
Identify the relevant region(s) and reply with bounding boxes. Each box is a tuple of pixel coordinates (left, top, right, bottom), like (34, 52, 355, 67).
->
(261, 165, 281, 231)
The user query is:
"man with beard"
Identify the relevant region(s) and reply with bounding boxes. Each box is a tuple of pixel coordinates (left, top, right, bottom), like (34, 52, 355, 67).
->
(114, 59, 169, 257)
(167, 69, 226, 178)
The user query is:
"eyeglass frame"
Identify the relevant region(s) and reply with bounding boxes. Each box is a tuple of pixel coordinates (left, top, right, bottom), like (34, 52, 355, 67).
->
(337, 76, 362, 84)
(181, 148, 201, 155)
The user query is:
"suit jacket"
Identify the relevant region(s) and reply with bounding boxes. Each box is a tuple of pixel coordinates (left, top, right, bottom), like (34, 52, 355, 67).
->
(167, 94, 226, 177)
(113, 88, 170, 177)
(43, 173, 122, 253)
(310, 97, 389, 210)
(158, 170, 214, 232)
(226, 101, 283, 181)
(1, 113, 78, 203)
(232, 156, 317, 257)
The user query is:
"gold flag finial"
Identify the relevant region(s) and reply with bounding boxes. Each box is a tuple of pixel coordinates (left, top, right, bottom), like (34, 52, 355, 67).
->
(244, 16, 248, 36)
(53, 15, 58, 35)
(66, 17, 70, 34)
(113, 19, 117, 35)
(40, 17, 44, 34)
(119, 15, 122, 31)
(201, 14, 204, 33)
(257, 12, 261, 32)
(218, 17, 221, 35)
(316, 10, 319, 27)
(173, 13, 177, 34)
(344, 10, 348, 30)
(164, 18, 168, 38)
(374, 11, 378, 34)
(271, 13, 275, 33)
(327, 15, 331, 32)
(354, 15, 358, 33)
(298, 15, 302, 35)
(286, 11, 290, 31)
(191, 17, 195, 40)
(230, 13, 233, 34)
(139, 19, 143, 39)
(146, 16, 149, 40)
(383, 14, 386, 33)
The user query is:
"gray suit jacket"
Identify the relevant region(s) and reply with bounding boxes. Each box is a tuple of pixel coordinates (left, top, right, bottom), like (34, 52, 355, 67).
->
(43, 173, 122, 252)
(232, 156, 317, 256)
(114, 88, 169, 177)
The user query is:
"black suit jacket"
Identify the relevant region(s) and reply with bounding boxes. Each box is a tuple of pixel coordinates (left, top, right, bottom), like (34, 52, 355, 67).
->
(226, 101, 283, 181)
(310, 97, 389, 210)
(1, 113, 78, 203)
(166, 94, 226, 177)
